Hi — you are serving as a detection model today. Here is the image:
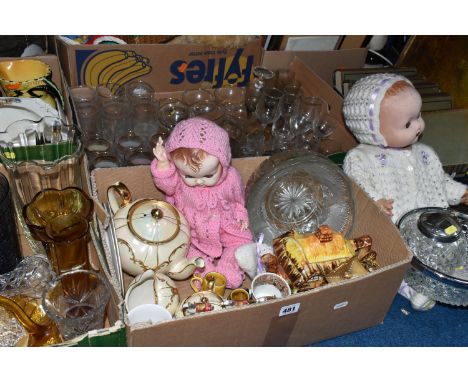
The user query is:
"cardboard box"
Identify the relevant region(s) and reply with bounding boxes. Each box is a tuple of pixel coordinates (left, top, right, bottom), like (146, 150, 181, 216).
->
(150, 57, 359, 153)
(55, 37, 264, 92)
(0, 54, 125, 347)
(90, 157, 412, 346)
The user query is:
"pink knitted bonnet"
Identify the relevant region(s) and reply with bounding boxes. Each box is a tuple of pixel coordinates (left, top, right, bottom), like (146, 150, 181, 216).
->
(164, 117, 231, 168)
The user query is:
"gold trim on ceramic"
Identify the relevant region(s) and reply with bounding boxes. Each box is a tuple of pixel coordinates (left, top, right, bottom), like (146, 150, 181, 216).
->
(108, 182, 132, 208)
(126, 199, 181, 245)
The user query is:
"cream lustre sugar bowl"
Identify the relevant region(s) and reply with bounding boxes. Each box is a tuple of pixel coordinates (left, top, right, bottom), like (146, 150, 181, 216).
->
(107, 182, 204, 278)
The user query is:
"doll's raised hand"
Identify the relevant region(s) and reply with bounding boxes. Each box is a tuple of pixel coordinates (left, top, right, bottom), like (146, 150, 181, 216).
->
(376, 198, 394, 217)
(153, 137, 170, 170)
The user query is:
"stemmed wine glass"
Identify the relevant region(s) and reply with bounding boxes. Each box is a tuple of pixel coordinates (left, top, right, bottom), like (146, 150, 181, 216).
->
(289, 96, 326, 150)
(254, 87, 283, 155)
(313, 114, 340, 154)
(271, 85, 301, 153)
(245, 67, 275, 116)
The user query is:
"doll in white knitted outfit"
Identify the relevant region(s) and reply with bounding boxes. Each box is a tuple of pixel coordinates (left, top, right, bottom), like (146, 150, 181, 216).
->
(342, 73, 468, 311)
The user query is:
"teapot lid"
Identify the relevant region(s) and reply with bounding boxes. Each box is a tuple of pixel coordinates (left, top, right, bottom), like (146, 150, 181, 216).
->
(126, 199, 183, 245)
(417, 210, 462, 243)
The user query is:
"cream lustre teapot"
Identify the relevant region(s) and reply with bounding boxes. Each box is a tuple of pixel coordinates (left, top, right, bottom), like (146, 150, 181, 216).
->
(107, 182, 204, 278)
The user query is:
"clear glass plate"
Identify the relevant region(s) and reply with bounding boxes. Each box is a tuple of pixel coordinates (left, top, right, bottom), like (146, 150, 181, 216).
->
(246, 151, 355, 245)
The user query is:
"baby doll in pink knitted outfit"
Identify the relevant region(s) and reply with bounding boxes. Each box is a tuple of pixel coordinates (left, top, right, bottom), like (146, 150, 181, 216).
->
(151, 117, 253, 288)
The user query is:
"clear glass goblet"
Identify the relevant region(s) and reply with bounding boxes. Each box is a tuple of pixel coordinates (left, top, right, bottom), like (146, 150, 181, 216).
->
(289, 96, 327, 149)
(255, 87, 283, 154)
(245, 67, 275, 116)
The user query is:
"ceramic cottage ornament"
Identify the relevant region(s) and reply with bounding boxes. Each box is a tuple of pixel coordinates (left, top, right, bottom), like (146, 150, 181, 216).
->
(151, 117, 255, 288)
(342, 73, 468, 310)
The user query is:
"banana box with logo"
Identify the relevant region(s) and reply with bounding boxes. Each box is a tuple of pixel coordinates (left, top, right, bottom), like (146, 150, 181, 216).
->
(55, 36, 263, 92)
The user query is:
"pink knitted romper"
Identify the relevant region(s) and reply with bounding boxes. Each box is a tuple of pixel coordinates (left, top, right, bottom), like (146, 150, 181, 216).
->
(150, 117, 253, 288)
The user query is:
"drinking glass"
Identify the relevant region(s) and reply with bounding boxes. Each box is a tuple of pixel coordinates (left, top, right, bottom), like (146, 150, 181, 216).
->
(289, 96, 327, 149)
(101, 101, 129, 142)
(255, 87, 283, 155)
(123, 80, 154, 105)
(275, 68, 295, 91)
(158, 99, 189, 131)
(182, 88, 214, 106)
(42, 269, 111, 340)
(96, 82, 127, 106)
(70, 85, 97, 105)
(245, 67, 275, 116)
(313, 114, 340, 153)
(271, 85, 300, 153)
(214, 86, 245, 107)
(125, 148, 153, 166)
(75, 102, 100, 140)
(131, 100, 159, 138)
(256, 87, 283, 127)
(116, 132, 144, 164)
(91, 152, 121, 169)
(189, 100, 224, 124)
(238, 115, 265, 157)
(85, 137, 112, 154)
(220, 102, 249, 157)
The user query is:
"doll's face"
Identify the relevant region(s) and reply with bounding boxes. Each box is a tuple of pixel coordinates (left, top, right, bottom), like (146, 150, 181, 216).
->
(174, 154, 222, 187)
(380, 86, 425, 148)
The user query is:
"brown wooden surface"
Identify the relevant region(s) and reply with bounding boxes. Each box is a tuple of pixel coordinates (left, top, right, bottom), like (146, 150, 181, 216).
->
(396, 36, 468, 108)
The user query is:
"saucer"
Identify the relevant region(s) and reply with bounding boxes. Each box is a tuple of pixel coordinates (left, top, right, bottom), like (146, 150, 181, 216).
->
(175, 291, 225, 318)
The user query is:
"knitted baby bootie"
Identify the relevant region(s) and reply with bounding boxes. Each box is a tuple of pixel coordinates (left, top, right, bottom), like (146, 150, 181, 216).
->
(216, 248, 245, 289)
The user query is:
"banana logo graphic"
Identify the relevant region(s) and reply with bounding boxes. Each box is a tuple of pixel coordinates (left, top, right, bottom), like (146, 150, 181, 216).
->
(80, 50, 152, 90)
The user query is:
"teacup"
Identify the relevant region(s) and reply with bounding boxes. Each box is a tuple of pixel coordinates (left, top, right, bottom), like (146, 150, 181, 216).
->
(190, 272, 226, 297)
(251, 272, 291, 302)
(127, 304, 172, 326)
(229, 288, 250, 306)
(0, 59, 63, 110)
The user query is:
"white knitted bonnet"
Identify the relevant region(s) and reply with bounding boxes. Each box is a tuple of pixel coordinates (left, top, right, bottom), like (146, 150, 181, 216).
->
(343, 73, 412, 146)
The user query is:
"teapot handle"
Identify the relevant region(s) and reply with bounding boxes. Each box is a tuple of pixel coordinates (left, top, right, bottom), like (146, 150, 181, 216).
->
(107, 182, 132, 214)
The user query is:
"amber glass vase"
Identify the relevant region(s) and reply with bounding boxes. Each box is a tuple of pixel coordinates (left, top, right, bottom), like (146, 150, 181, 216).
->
(22, 187, 94, 275)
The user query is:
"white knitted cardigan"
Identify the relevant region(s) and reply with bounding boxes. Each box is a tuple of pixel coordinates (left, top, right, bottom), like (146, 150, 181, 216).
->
(343, 142, 466, 223)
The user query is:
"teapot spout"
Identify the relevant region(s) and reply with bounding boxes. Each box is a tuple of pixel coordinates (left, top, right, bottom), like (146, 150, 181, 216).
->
(166, 257, 205, 280)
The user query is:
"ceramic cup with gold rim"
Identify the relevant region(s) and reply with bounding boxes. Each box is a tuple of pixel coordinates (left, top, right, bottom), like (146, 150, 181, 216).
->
(229, 288, 250, 307)
(251, 272, 291, 302)
(190, 272, 227, 298)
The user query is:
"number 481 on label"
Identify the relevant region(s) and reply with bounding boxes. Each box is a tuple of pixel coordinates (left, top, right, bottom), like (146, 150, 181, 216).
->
(279, 303, 301, 317)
